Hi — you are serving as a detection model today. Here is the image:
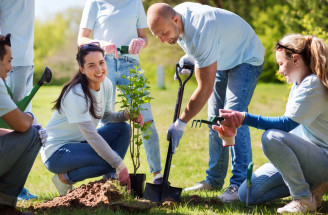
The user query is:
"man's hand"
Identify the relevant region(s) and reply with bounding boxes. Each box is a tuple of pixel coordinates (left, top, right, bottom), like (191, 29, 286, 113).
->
(219, 109, 245, 128)
(116, 162, 131, 190)
(167, 119, 186, 153)
(212, 124, 236, 147)
(33, 124, 48, 146)
(100, 41, 118, 59)
(128, 38, 145, 55)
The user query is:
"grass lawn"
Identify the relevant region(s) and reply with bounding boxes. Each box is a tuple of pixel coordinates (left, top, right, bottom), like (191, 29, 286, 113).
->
(17, 81, 327, 214)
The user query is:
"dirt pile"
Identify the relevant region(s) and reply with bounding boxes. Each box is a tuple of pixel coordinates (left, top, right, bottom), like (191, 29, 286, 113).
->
(34, 179, 122, 211)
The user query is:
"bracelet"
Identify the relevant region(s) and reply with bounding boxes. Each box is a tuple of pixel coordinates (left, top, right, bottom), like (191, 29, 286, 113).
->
(26, 112, 34, 121)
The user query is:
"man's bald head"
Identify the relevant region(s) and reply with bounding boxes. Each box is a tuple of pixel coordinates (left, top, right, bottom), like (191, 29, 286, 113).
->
(147, 3, 176, 31)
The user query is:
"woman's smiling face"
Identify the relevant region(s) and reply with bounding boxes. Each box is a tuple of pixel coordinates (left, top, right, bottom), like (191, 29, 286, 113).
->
(276, 50, 299, 84)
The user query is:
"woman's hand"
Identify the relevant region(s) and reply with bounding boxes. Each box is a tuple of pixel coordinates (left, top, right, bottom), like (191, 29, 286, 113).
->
(116, 162, 131, 191)
(133, 113, 144, 127)
(212, 124, 236, 147)
(219, 109, 245, 128)
(128, 38, 145, 55)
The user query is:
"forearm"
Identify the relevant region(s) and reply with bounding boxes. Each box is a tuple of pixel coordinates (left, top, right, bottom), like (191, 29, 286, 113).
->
(101, 111, 128, 124)
(78, 121, 123, 168)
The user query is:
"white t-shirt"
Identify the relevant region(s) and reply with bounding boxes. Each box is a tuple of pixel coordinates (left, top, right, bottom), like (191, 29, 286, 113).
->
(174, 2, 264, 70)
(80, 0, 148, 61)
(285, 74, 328, 153)
(41, 78, 114, 162)
(0, 0, 34, 66)
(0, 79, 16, 117)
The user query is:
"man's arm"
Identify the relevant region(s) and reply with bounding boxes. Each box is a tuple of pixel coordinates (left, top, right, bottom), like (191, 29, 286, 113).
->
(1, 108, 33, 132)
(180, 61, 217, 123)
(137, 28, 148, 48)
(77, 28, 94, 46)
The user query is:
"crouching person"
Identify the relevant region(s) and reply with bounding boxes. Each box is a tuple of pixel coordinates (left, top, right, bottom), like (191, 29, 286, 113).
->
(41, 43, 143, 196)
(0, 34, 43, 214)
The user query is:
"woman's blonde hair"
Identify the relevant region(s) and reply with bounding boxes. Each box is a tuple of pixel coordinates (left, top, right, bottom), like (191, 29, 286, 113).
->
(279, 34, 328, 89)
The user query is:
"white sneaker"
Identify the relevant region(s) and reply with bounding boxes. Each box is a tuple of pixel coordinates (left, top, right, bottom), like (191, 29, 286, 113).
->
(52, 174, 74, 196)
(218, 185, 239, 202)
(277, 196, 316, 214)
(311, 182, 328, 207)
(184, 180, 214, 192)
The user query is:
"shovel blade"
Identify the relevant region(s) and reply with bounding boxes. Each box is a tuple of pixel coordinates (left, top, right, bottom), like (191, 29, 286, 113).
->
(143, 183, 182, 202)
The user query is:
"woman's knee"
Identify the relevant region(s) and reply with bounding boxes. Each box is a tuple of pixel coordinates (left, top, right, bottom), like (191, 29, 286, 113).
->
(261, 129, 283, 155)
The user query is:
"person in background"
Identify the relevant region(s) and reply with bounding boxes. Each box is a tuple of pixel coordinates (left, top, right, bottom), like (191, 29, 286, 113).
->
(41, 42, 143, 196)
(0, 33, 43, 215)
(147, 2, 264, 202)
(78, 0, 163, 184)
(0, 0, 39, 200)
(215, 34, 328, 214)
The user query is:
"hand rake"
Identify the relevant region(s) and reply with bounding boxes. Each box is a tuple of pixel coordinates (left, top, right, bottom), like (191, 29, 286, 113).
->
(191, 116, 224, 128)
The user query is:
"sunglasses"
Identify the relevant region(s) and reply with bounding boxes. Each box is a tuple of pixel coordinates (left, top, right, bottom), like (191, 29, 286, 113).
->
(78, 41, 100, 50)
(276, 41, 296, 53)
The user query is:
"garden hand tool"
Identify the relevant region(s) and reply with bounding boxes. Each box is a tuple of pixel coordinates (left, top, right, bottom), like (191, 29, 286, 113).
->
(0, 67, 52, 129)
(191, 116, 224, 128)
(117, 45, 129, 54)
(246, 162, 254, 206)
(144, 62, 194, 202)
(174, 54, 194, 80)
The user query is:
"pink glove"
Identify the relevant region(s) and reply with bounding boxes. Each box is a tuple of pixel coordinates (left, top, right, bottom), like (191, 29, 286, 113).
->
(212, 124, 237, 147)
(100, 41, 118, 59)
(128, 38, 145, 55)
(219, 109, 245, 129)
(116, 163, 131, 191)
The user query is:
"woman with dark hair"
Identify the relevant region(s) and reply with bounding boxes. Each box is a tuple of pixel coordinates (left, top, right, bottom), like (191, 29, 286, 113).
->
(41, 42, 143, 196)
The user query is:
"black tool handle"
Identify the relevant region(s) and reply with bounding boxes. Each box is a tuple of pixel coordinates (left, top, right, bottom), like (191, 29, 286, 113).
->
(161, 63, 194, 200)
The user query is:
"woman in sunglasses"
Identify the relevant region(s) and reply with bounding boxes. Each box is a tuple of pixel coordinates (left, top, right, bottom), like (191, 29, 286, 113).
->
(213, 34, 328, 214)
(40, 43, 143, 196)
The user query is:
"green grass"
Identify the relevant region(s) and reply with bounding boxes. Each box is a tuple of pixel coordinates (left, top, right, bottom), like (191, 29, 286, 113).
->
(17, 82, 327, 214)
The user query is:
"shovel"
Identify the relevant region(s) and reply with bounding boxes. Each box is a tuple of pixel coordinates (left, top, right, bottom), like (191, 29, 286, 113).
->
(0, 67, 52, 129)
(143, 62, 194, 202)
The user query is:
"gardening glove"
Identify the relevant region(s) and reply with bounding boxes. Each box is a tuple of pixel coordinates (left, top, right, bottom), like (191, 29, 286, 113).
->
(99, 41, 118, 59)
(128, 38, 145, 55)
(32, 124, 48, 146)
(167, 119, 186, 153)
(174, 54, 195, 80)
(116, 162, 131, 191)
(212, 124, 236, 147)
(219, 109, 246, 129)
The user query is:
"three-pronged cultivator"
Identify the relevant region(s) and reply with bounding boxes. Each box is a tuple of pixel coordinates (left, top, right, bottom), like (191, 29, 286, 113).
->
(191, 116, 224, 128)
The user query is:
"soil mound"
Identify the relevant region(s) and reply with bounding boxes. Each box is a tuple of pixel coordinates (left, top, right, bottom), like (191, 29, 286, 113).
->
(34, 179, 122, 211)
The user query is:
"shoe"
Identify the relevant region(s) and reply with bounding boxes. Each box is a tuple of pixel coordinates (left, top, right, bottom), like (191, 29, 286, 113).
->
(311, 182, 328, 207)
(184, 180, 214, 192)
(17, 188, 38, 201)
(51, 174, 73, 196)
(277, 196, 316, 214)
(153, 173, 163, 185)
(218, 185, 239, 202)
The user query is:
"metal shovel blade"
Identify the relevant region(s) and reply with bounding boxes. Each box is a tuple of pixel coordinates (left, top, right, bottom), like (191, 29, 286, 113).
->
(143, 182, 182, 202)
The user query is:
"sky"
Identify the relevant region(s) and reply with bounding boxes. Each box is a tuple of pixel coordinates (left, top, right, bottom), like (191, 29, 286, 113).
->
(35, 0, 87, 20)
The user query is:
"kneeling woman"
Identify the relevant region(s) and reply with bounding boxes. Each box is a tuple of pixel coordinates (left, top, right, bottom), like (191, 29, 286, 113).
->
(41, 43, 143, 196)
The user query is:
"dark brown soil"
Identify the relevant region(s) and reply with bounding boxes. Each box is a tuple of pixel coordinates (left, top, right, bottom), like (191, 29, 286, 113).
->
(181, 194, 224, 206)
(34, 179, 122, 211)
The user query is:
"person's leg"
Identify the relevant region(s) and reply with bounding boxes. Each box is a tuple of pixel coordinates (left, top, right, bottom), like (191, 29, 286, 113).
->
(238, 162, 290, 204)
(261, 129, 328, 199)
(0, 127, 41, 206)
(117, 57, 162, 176)
(225, 63, 263, 187)
(105, 55, 119, 111)
(5, 65, 34, 112)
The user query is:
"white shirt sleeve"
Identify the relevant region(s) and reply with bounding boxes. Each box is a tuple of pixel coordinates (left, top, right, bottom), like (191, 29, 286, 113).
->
(0, 79, 17, 117)
(80, 0, 98, 30)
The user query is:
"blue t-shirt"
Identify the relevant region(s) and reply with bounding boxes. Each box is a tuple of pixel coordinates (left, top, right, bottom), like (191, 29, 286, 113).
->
(285, 74, 328, 152)
(80, 0, 148, 61)
(41, 78, 114, 163)
(0, 0, 34, 66)
(174, 2, 264, 70)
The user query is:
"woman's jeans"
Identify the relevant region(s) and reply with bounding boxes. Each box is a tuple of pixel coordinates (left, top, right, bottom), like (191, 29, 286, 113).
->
(45, 122, 130, 183)
(105, 55, 161, 174)
(0, 127, 41, 206)
(207, 63, 263, 189)
(239, 129, 328, 204)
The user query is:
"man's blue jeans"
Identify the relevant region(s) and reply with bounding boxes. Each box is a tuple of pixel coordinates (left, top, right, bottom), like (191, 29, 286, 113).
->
(238, 129, 328, 204)
(206, 63, 263, 189)
(44, 122, 130, 183)
(0, 127, 41, 206)
(105, 55, 161, 174)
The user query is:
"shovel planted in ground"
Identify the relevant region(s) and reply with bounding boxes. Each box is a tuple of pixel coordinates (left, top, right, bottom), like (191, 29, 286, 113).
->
(0, 67, 52, 129)
(143, 62, 194, 202)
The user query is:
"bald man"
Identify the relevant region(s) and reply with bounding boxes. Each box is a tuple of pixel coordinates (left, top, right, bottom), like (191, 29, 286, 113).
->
(147, 2, 264, 202)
